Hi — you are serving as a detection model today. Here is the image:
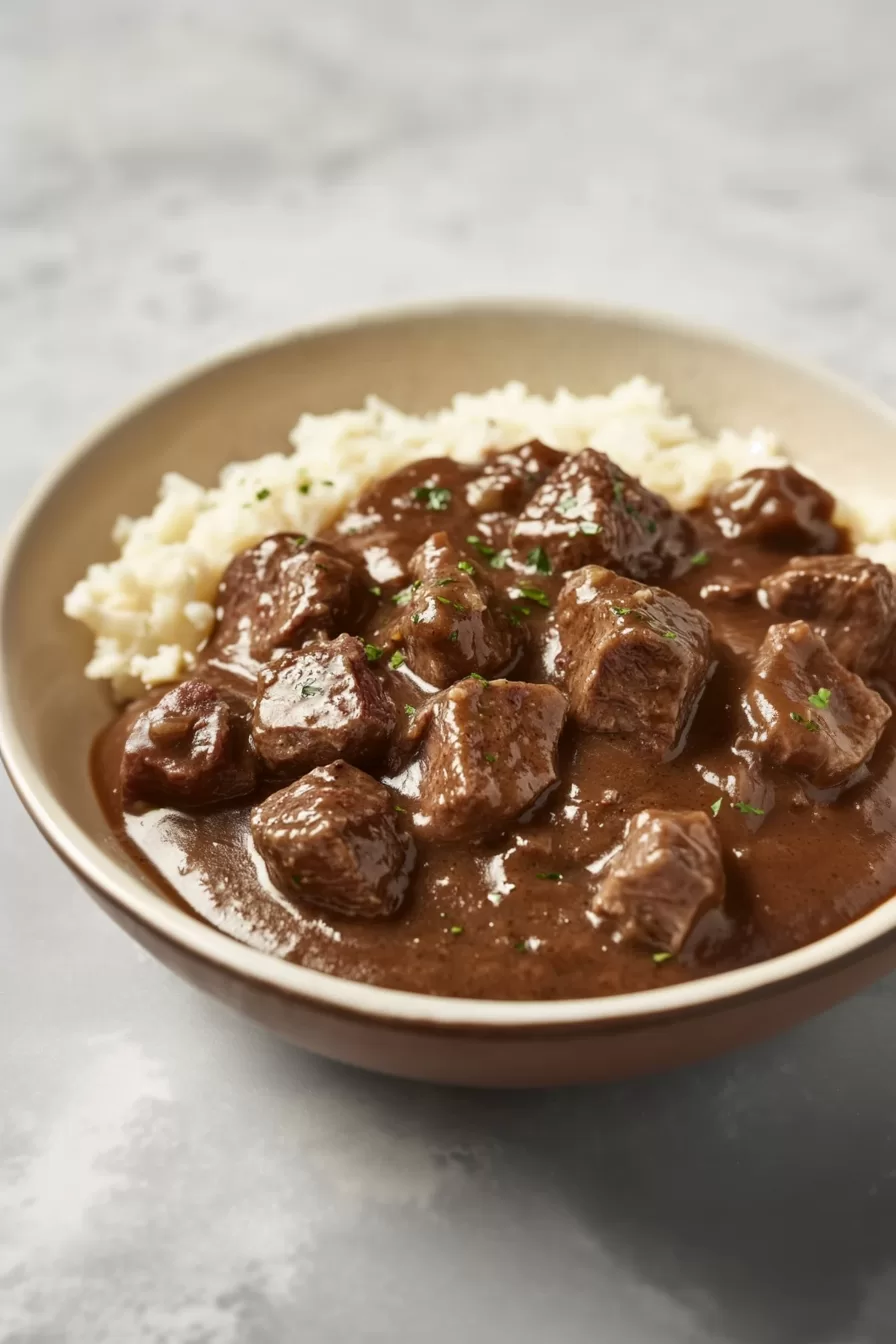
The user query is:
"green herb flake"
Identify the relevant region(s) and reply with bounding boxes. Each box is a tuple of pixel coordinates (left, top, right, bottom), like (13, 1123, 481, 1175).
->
(394, 804, 406, 813)
(457, 560, 475, 576)
(690, 549, 711, 567)
(255, 487, 271, 501)
(467, 534, 496, 558)
(298, 482, 312, 495)
(808, 687, 832, 710)
(557, 496, 579, 515)
(468, 672, 489, 684)
(449, 925, 464, 936)
(404, 704, 416, 719)
(662, 631, 678, 640)
(611, 604, 632, 617)
(364, 643, 383, 663)
(518, 585, 551, 608)
(734, 802, 765, 816)
(536, 871, 562, 881)
(613, 480, 625, 503)
(291, 875, 303, 886)
(369, 585, 382, 596)
(411, 484, 452, 511)
(489, 549, 510, 570)
(710, 798, 723, 818)
(411, 613, 423, 624)
(513, 940, 528, 953)
(449, 630, 459, 642)
(301, 684, 322, 698)
(389, 650, 406, 669)
(484, 752, 497, 764)
(321, 479, 334, 487)
(435, 577, 456, 587)
(652, 951, 673, 965)
(391, 586, 413, 606)
(527, 546, 552, 575)
(644, 518, 658, 534)
(791, 711, 820, 733)
(578, 520, 601, 536)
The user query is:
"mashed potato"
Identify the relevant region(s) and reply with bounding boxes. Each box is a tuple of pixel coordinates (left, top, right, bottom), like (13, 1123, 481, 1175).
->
(64, 377, 794, 698)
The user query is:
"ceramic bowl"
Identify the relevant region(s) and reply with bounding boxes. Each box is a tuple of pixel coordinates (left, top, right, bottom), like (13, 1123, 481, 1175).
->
(4, 300, 896, 1087)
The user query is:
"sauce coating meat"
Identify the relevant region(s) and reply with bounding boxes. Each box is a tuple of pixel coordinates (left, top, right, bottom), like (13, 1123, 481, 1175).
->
(95, 451, 896, 1001)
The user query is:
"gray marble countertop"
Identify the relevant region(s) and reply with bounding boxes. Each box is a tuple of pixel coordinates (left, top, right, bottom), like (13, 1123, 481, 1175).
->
(3, 2, 896, 1340)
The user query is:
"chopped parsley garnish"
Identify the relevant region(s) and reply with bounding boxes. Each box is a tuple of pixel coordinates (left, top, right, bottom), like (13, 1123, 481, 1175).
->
(489, 550, 510, 570)
(394, 804, 406, 813)
(467, 534, 496, 558)
(613, 480, 625, 503)
(808, 687, 832, 710)
(389, 651, 406, 669)
(301, 684, 322, 698)
(436, 577, 456, 587)
(364, 643, 383, 662)
(411, 484, 452, 511)
(527, 546, 552, 575)
(449, 925, 464, 936)
(298, 482, 311, 495)
(321, 479, 334, 487)
(392, 586, 413, 606)
(436, 595, 466, 612)
(469, 672, 489, 684)
(292, 534, 307, 546)
(291, 875, 303, 885)
(457, 560, 475, 575)
(513, 940, 528, 952)
(611, 604, 632, 617)
(690, 550, 711, 567)
(369, 585, 382, 596)
(662, 631, 678, 640)
(791, 711, 819, 732)
(536, 871, 562, 881)
(574, 520, 602, 536)
(518, 585, 550, 608)
(557, 496, 579, 515)
(449, 630, 459, 642)
(710, 798, 723, 817)
(255, 487, 271, 501)
(484, 752, 497, 763)
(652, 951, 673, 965)
(411, 613, 422, 624)
(734, 802, 765, 816)
(404, 704, 416, 718)
(644, 518, 658, 534)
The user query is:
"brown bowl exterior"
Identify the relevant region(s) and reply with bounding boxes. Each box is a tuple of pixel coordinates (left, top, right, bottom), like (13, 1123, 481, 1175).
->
(4, 300, 896, 1086)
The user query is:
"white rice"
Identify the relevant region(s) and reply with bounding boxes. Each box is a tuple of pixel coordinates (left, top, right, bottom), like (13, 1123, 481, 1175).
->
(63, 376, 827, 699)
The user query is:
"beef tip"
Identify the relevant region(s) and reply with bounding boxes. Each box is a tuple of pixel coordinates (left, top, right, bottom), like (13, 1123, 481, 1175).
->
(252, 634, 395, 777)
(251, 761, 413, 918)
(510, 448, 692, 579)
(554, 566, 713, 757)
(592, 809, 725, 955)
(710, 466, 839, 553)
(405, 677, 567, 841)
(122, 679, 257, 807)
(328, 458, 476, 586)
(743, 620, 891, 789)
(465, 441, 566, 515)
(201, 534, 365, 681)
(396, 532, 522, 688)
(760, 554, 896, 676)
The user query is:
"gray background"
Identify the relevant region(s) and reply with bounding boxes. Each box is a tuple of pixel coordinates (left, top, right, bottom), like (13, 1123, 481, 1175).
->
(2, 2, 896, 1340)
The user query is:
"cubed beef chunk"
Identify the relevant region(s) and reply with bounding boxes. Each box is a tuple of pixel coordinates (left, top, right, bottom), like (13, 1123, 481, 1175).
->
(251, 761, 413, 918)
(406, 677, 567, 841)
(201, 534, 365, 680)
(465, 441, 566, 515)
(252, 634, 395, 777)
(397, 533, 522, 687)
(710, 467, 839, 553)
(122, 679, 257, 807)
(554, 567, 713, 757)
(760, 554, 896, 676)
(743, 621, 891, 789)
(592, 809, 725, 954)
(330, 458, 475, 586)
(510, 448, 692, 579)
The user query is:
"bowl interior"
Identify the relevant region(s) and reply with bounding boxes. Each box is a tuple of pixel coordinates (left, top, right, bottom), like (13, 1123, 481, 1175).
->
(4, 301, 896, 1015)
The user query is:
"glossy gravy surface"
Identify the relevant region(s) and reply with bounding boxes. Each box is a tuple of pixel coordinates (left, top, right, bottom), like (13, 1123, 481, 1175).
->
(93, 458, 896, 1000)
